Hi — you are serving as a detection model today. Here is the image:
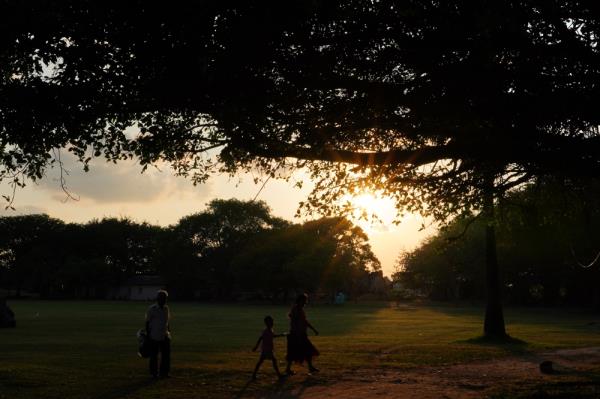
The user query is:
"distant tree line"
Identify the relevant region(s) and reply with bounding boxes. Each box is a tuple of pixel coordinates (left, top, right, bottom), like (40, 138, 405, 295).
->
(395, 178, 600, 308)
(0, 199, 383, 300)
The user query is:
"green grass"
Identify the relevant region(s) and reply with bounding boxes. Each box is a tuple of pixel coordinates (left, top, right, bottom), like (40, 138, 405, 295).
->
(2, 301, 600, 398)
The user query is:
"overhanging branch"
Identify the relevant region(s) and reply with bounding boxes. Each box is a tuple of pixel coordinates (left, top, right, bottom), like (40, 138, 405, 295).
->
(244, 142, 458, 167)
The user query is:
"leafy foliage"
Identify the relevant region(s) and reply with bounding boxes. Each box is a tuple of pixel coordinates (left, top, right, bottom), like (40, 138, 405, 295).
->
(0, 215, 161, 298)
(232, 217, 381, 299)
(395, 177, 600, 306)
(0, 199, 381, 299)
(1, 1, 599, 221)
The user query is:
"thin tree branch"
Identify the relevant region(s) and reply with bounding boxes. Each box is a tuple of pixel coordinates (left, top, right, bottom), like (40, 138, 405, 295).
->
(53, 149, 80, 203)
(445, 215, 481, 243)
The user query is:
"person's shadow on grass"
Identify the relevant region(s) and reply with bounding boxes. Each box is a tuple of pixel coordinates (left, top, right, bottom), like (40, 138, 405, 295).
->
(235, 375, 287, 399)
(234, 379, 254, 399)
(238, 373, 326, 399)
(93, 377, 158, 399)
(235, 373, 305, 399)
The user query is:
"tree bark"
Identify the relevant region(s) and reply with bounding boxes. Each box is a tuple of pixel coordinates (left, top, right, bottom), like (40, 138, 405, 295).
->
(483, 178, 507, 337)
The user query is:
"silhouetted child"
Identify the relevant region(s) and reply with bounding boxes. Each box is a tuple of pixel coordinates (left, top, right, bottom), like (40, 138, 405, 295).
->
(252, 315, 286, 379)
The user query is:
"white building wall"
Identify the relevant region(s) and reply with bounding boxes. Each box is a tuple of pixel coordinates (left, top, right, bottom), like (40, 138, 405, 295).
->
(130, 285, 162, 301)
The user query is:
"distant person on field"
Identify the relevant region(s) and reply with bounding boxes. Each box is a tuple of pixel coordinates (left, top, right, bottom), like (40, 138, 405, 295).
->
(252, 315, 286, 380)
(335, 291, 346, 305)
(285, 293, 319, 375)
(146, 290, 171, 378)
(0, 298, 16, 328)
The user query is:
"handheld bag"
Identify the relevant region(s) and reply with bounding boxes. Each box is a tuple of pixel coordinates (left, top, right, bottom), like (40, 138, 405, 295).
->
(137, 329, 152, 358)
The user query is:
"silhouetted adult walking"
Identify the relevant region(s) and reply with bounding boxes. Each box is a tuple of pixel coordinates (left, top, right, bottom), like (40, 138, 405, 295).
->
(285, 293, 319, 375)
(146, 290, 171, 378)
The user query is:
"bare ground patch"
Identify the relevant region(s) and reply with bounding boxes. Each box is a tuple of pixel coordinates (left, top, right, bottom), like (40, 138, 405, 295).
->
(249, 347, 600, 398)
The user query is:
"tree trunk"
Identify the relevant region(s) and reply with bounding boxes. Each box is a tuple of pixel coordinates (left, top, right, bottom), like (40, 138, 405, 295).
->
(483, 179, 507, 337)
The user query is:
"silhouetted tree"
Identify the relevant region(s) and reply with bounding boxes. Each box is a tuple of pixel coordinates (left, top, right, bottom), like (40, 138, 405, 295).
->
(0, 215, 162, 298)
(397, 177, 600, 307)
(2, 1, 599, 335)
(156, 199, 289, 299)
(233, 217, 380, 300)
(0, 215, 64, 296)
(0, 204, 381, 300)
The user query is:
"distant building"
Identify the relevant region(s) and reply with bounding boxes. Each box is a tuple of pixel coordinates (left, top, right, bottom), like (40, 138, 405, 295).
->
(107, 275, 165, 300)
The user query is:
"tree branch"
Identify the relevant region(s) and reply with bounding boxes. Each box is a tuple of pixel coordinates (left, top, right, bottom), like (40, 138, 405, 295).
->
(445, 215, 481, 243)
(243, 141, 458, 167)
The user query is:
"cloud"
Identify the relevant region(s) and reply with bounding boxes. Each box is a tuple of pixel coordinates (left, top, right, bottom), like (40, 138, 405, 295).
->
(0, 204, 48, 217)
(37, 152, 213, 204)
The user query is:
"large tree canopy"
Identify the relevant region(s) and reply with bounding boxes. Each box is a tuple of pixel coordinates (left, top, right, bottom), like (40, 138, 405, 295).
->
(2, 1, 599, 336)
(2, 0, 599, 218)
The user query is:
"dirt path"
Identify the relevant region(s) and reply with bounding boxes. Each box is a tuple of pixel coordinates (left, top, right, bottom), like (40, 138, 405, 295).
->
(256, 347, 600, 398)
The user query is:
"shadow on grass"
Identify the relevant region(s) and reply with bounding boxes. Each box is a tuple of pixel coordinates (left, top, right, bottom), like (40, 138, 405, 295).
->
(426, 303, 600, 335)
(233, 379, 254, 399)
(233, 373, 331, 399)
(459, 334, 531, 356)
(266, 374, 329, 399)
(234, 375, 295, 399)
(464, 335, 528, 346)
(93, 377, 158, 399)
(490, 379, 600, 399)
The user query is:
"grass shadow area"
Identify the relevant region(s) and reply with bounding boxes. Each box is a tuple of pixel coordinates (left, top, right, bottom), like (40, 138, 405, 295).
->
(490, 377, 600, 398)
(458, 334, 531, 356)
(256, 373, 330, 399)
(93, 378, 158, 399)
(421, 303, 600, 352)
(462, 334, 529, 346)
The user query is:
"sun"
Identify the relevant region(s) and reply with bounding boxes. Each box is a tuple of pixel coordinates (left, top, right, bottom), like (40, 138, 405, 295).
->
(343, 192, 398, 233)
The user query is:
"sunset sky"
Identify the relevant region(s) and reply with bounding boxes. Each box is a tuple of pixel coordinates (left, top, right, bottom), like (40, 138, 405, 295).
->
(1, 152, 435, 276)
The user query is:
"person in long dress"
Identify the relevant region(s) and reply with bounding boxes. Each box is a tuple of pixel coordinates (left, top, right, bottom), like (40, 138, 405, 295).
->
(285, 293, 319, 375)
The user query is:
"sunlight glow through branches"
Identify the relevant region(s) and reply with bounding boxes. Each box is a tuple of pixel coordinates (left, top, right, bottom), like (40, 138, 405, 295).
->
(342, 192, 399, 233)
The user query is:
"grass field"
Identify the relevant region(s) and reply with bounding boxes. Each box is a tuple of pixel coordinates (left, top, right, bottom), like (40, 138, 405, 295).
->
(2, 301, 600, 398)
